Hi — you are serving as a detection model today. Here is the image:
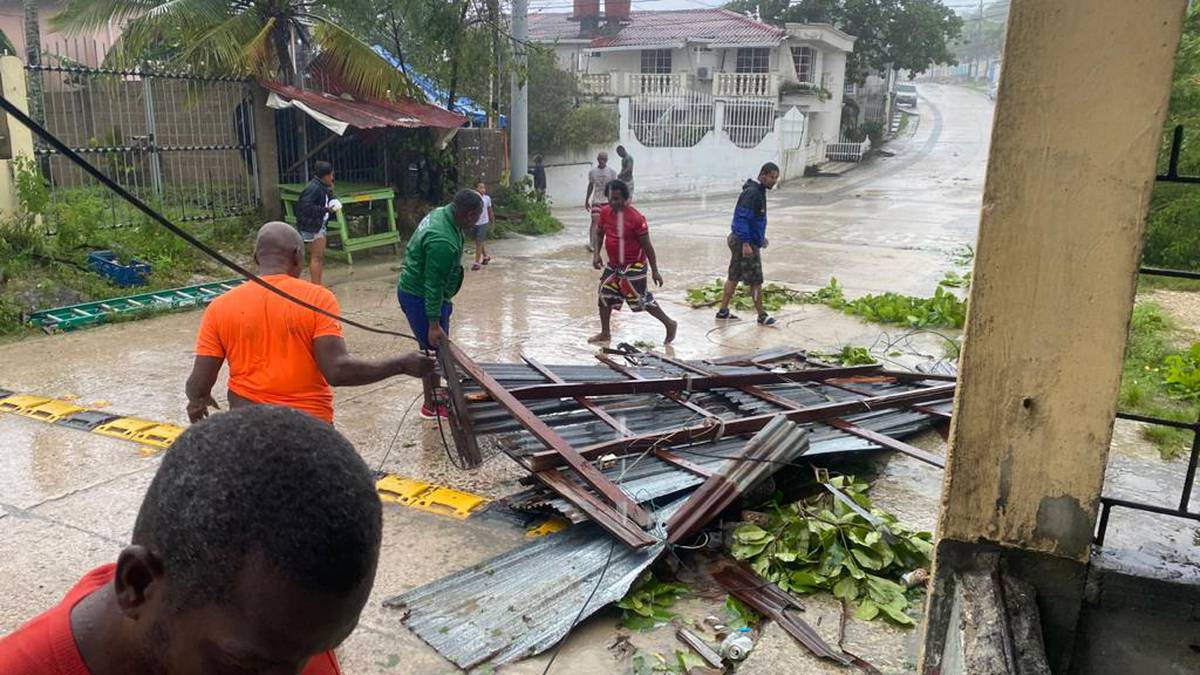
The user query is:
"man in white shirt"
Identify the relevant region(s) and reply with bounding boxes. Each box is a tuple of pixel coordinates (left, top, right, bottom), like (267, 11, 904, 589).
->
(472, 181, 495, 271)
(584, 152, 617, 253)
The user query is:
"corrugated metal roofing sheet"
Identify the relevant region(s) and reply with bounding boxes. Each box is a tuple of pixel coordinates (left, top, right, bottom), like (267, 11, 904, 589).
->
(528, 9, 785, 49)
(259, 81, 469, 131)
(386, 497, 685, 670)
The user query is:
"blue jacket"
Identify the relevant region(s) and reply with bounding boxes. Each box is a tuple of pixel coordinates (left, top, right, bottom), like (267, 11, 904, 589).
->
(731, 178, 767, 247)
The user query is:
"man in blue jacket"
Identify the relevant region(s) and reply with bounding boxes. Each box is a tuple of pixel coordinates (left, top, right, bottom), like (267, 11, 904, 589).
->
(716, 162, 780, 325)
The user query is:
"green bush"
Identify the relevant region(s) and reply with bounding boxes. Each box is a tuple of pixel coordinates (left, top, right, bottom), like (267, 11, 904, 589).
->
(1163, 343, 1200, 400)
(1143, 183, 1200, 271)
(491, 180, 563, 236)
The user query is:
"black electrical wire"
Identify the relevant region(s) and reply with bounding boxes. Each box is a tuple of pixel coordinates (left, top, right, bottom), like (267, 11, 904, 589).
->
(0, 94, 418, 342)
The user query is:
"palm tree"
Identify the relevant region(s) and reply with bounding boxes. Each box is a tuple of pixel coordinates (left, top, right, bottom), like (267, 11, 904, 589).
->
(51, 0, 419, 100)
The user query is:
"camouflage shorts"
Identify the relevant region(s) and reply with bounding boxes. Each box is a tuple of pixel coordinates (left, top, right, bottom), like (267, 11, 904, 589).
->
(727, 234, 763, 286)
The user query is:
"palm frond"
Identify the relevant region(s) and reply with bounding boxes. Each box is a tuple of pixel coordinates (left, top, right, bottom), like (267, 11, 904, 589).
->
(173, 9, 268, 76)
(0, 28, 15, 56)
(309, 19, 423, 101)
(242, 16, 279, 79)
(52, 0, 226, 34)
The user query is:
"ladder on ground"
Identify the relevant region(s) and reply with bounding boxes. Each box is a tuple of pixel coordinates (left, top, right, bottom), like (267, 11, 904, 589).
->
(26, 278, 245, 332)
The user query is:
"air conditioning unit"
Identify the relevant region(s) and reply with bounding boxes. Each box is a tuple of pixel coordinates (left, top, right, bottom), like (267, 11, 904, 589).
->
(697, 67, 712, 81)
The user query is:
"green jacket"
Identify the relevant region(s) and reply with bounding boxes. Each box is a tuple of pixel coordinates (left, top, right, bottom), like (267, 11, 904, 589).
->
(398, 205, 465, 320)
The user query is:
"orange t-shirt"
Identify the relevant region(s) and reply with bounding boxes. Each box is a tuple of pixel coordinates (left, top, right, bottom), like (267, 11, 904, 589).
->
(0, 564, 341, 674)
(195, 275, 342, 422)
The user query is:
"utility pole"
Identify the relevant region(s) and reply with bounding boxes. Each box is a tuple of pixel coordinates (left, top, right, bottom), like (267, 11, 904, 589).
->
(975, 0, 984, 79)
(490, 0, 501, 128)
(510, 0, 529, 186)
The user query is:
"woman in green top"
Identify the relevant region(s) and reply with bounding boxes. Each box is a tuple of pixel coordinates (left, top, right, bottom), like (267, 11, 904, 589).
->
(397, 189, 483, 419)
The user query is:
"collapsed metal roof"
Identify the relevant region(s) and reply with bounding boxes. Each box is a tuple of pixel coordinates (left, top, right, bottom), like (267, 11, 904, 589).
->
(387, 346, 956, 670)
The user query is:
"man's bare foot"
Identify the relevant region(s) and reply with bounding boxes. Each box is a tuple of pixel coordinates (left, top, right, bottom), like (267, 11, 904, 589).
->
(664, 319, 678, 344)
(587, 333, 611, 344)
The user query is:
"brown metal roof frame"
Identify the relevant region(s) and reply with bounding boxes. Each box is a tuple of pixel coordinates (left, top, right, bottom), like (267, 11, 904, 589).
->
(444, 340, 655, 548)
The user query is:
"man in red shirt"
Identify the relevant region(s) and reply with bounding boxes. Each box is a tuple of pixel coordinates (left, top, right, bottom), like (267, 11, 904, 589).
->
(588, 180, 677, 345)
(0, 406, 382, 674)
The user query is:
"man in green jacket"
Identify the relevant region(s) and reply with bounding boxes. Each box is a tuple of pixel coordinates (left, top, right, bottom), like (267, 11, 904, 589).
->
(398, 189, 483, 419)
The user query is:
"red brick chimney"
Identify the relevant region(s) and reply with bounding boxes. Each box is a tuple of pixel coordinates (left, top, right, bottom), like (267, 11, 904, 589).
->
(573, 0, 600, 31)
(605, 0, 631, 24)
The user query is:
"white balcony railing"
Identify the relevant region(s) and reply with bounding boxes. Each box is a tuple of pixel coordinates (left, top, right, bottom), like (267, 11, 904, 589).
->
(578, 72, 611, 96)
(713, 72, 778, 98)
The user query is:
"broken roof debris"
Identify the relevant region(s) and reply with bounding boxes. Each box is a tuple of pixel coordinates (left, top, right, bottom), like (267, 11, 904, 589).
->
(386, 345, 955, 669)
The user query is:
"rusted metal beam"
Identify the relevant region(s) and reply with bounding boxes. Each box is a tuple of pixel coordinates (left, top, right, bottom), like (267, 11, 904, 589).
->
(535, 468, 657, 548)
(653, 449, 715, 478)
(712, 561, 854, 667)
(595, 354, 722, 422)
(664, 417, 808, 545)
(479, 363, 884, 402)
(444, 340, 653, 532)
(522, 354, 632, 436)
(825, 418, 946, 469)
(912, 401, 954, 420)
(652, 352, 802, 412)
(437, 346, 482, 468)
(524, 384, 956, 471)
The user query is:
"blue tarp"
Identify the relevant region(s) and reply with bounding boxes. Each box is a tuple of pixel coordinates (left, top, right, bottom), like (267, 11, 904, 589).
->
(373, 46, 505, 128)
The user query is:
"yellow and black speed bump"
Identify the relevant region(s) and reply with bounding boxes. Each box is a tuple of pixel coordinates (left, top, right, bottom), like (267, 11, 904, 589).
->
(0, 390, 183, 453)
(375, 474, 489, 519)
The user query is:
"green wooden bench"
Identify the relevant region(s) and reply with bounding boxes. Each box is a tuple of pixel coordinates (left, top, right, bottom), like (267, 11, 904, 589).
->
(279, 182, 400, 265)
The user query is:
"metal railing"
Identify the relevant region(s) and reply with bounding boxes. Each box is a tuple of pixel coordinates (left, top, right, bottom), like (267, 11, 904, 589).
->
(1095, 124, 1200, 545)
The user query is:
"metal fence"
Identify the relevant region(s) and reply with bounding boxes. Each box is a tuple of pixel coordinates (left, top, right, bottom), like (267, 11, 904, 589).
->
(1095, 124, 1200, 545)
(26, 39, 259, 229)
(629, 89, 714, 148)
(722, 100, 777, 149)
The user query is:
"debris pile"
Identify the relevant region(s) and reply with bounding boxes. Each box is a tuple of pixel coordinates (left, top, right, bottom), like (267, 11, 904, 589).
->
(387, 345, 953, 671)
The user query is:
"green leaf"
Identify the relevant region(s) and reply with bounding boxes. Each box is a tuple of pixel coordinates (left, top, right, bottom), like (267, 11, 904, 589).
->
(833, 576, 860, 601)
(854, 599, 880, 620)
(851, 546, 884, 571)
(733, 524, 773, 544)
(878, 603, 915, 626)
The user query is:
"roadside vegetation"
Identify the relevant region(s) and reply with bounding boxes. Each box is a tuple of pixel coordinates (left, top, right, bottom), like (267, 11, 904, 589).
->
(0, 159, 251, 336)
(1118, 303, 1199, 459)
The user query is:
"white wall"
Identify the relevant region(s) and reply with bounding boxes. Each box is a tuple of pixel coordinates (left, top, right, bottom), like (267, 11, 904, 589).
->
(540, 99, 810, 203)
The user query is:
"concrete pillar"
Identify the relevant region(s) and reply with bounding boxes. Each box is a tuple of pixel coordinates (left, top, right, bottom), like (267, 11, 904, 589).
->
(919, 0, 1187, 672)
(251, 84, 281, 221)
(0, 54, 33, 218)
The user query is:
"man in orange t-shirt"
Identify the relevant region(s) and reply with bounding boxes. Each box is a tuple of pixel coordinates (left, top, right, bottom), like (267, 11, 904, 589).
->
(186, 221, 431, 423)
(0, 406, 381, 675)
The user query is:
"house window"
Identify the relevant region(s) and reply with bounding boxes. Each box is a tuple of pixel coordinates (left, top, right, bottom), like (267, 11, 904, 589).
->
(735, 48, 770, 74)
(640, 49, 672, 74)
(791, 46, 814, 84)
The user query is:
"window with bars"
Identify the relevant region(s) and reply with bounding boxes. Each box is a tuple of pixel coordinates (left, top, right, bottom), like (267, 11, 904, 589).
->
(736, 48, 770, 74)
(791, 46, 815, 84)
(640, 49, 672, 74)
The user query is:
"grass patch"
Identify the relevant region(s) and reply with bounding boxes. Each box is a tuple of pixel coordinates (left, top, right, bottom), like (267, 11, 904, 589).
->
(1118, 302, 1198, 459)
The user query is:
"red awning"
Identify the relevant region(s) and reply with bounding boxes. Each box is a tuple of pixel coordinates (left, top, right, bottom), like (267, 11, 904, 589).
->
(260, 81, 468, 135)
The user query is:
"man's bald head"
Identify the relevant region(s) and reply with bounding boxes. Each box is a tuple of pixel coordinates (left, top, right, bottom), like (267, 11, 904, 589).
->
(254, 222, 304, 277)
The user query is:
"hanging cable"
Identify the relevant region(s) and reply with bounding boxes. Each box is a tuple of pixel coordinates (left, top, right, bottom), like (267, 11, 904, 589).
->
(0, 94, 418, 342)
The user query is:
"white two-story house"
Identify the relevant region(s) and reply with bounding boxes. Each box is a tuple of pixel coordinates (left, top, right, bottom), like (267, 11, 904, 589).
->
(528, 3, 856, 158)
